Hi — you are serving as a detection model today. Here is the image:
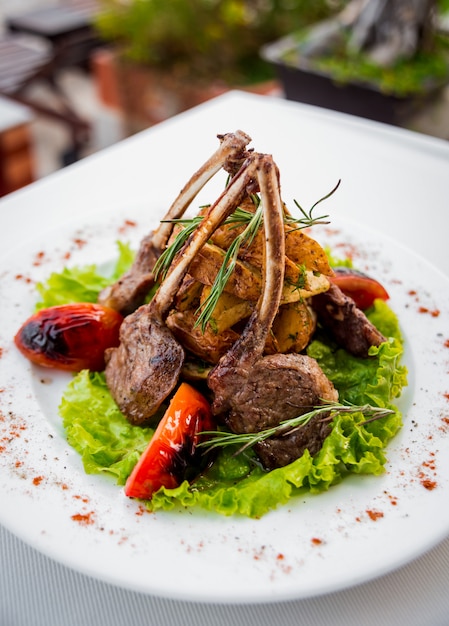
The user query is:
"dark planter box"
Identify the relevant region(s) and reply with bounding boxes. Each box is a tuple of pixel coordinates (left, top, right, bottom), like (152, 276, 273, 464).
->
(261, 36, 445, 126)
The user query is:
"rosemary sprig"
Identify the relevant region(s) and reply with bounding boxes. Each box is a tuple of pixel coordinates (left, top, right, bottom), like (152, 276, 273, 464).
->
(194, 199, 263, 332)
(153, 215, 203, 282)
(286, 179, 341, 231)
(223, 194, 261, 227)
(152, 197, 259, 282)
(199, 401, 394, 456)
(153, 181, 340, 327)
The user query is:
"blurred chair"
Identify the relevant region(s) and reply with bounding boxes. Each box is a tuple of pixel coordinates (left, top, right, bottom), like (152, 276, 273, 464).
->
(0, 1, 101, 164)
(0, 95, 35, 196)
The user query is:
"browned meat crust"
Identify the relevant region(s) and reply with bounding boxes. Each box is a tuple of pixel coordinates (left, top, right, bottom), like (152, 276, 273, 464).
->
(207, 156, 338, 469)
(312, 283, 386, 358)
(98, 233, 159, 315)
(98, 131, 252, 316)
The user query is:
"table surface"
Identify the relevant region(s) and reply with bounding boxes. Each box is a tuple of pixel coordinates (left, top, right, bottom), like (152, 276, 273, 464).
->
(1, 91, 449, 626)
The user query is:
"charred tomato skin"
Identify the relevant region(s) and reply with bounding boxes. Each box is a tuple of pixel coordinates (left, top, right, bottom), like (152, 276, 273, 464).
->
(330, 267, 389, 310)
(14, 303, 123, 371)
(124, 383, 215, 500)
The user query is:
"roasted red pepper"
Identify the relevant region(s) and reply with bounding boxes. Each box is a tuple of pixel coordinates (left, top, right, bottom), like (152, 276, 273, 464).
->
(330, 268, 389, 310)
(125, 382, 214, 500)
(14, 303, 123, 371)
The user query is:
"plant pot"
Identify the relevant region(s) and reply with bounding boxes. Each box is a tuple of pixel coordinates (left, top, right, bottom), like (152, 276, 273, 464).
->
(92, 48, 283, 134)
(92, 48, 228, 134)
(261, 35, 447, 126)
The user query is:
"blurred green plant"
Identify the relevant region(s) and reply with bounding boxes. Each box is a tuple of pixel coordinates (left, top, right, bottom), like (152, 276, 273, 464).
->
(275, 0, 449, 97)
(282, 31, 449, 96)
(94, 0, 344, 84)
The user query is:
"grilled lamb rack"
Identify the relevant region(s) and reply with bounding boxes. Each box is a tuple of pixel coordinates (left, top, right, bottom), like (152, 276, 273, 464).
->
(207, 155, 338, 470)
(105, 131, 385, 470)
(98, 130, 252, 315)
(104, 151, 266, 425)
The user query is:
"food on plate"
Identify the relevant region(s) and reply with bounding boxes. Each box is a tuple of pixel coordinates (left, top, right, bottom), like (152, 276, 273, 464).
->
(330, 267, 389, 310)
(15, 131, 408, 517)
(124, 383, 214, 499)
(14, 303, 123, 371)
(312, 283, 386, 358)
(98, 130, 253, 316)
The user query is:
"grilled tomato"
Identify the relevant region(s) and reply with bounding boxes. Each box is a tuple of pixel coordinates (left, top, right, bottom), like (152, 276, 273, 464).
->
(330, 268, 389, 310)
(125, 382, 214, 500)
(14, 303, 123, 371)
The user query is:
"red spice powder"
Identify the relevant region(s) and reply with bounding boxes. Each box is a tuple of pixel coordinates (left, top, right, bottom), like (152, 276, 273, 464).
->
(118, 219, 138, 235)
(71, 512, 95, 526)
(384, 491, 398, 506)
(444, 339, 449, 348)
(32, 476, 44, 486)
(422, 456, 436, 471)
(421, 479, 437, 491)
(418, 306, 440, 317)
(366, 509, 384, 521)
(73, 238, 87, 248)
(418, 454, 438, 490)
(33, 251, 46, 266)
(333, 241, 359, 260)
(311, 538, 323, 545)
(15, 274, 33, 284)
(73, 494, 89, 503)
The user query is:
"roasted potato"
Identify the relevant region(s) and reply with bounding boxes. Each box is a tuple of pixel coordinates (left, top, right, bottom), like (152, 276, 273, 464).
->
(199, 287, 253, 333)
(270, 301, 316, 354)
(166, 309, 238, 364)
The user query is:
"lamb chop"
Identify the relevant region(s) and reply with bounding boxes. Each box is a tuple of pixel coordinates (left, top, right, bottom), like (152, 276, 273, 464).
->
(312, 282, 386, 357)
(207, 155, 338, 470)
(98, 130, 252, 315)
(105, 152, 268, 425)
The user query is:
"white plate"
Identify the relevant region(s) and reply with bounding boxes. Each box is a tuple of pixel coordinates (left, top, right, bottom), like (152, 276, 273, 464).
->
(1, 202, 449, 604)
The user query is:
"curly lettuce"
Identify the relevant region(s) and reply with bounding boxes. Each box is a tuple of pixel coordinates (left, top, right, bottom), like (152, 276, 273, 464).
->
(55, 252, 407, 518)
(61, 370, 154, 483)
(35, 241, 134, 309)
(147, 303, 406, 517)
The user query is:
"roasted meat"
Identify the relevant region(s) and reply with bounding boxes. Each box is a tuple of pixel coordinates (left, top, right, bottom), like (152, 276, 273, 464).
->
(105, 150, 270, 425)
(207, 154, 338, 469)
(98, 130, 252, 315)
(312, 282, 386, 357)
(104, 130, 385, 471)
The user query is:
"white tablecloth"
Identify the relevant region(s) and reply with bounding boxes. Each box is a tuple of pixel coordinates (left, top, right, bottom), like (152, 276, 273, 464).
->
(1, 92, 448, 626)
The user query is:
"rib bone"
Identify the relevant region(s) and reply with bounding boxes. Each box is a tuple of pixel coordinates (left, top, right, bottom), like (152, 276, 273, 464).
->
(207, 156, 338, 468)
(105, 152, 265, 425)
(98, 130, 252, 315)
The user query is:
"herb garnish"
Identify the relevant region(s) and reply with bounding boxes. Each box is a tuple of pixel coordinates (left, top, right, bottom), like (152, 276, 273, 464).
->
(195, 197, 263, 332)
(199, 401, 394, 456)
(154, 180, 340, 330)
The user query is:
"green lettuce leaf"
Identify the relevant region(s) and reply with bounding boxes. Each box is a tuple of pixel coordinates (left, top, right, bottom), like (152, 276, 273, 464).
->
(58, 297, 407, 517)
(35, 241, 134, 309)
(44, 231, 406, 520)
(148, 299, 407, 517)
(60, 370, 154, 484)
